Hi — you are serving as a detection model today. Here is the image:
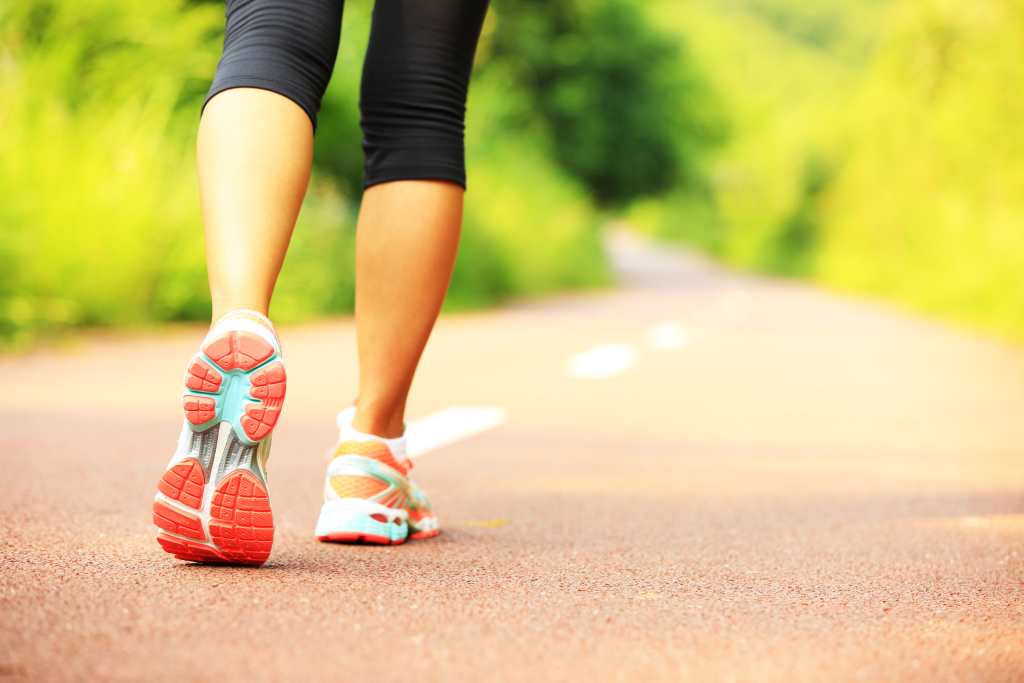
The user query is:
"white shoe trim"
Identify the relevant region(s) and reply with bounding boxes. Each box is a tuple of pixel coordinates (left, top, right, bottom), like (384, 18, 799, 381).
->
(207, 318, 281, 356)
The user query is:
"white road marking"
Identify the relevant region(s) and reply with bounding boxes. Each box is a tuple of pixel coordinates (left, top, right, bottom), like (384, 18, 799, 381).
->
(565, 344, 638, 379)
(405, 406, 507, 458)
(647, 321, 689, 350)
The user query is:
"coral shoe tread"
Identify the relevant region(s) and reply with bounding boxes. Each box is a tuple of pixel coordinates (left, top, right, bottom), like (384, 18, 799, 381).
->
(318, 531, 405, 545)
(184, 358, 223, 393)
(182, 395, 217, 425)
(156, 459, 205, 510)
(208, 471, 274, 564)
(202, 331, 274, 372)
(152, 500, 206, 541)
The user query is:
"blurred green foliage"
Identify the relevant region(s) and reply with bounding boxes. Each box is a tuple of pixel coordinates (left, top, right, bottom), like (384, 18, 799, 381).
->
(817, 0, 1024, 336)
(5, 0, 1024, 346)
(0, 0, 222, 347)
(483, 0, 724, 207)
(631, 0, 892, 275)
(2, 0, 653, 344)
(633, 0, 1024, 337)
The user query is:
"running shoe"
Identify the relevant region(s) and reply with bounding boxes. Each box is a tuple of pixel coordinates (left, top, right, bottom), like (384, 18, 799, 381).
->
(153, 310, 286, 566)
(315, 407, 439, 544)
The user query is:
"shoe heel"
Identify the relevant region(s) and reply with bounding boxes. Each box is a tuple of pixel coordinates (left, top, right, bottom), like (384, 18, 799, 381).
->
(158, 325, 281, 567)
(209, 470, 273, 565)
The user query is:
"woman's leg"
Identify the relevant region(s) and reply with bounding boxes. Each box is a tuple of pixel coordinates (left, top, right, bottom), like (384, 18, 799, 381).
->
(198, 0, 343, 321)
(352, 180, 464, 438)
(198, 88, 314, 321)
(154, 0, 345, 565)
(350, 0, 489, 438)
(156, 87, 314, 566)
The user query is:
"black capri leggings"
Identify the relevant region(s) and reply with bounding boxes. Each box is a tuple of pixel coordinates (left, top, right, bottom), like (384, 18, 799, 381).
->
(204, 0, 490, 189)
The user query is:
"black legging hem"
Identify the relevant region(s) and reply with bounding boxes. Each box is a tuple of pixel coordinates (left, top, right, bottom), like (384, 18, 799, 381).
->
(202, 82, 469, 190)
(205, 0, 488, 192)
(364, 162, 466, 190)
(203, 78, 321, 131)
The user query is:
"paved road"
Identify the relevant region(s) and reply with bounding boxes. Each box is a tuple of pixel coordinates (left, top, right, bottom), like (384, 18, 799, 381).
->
(2, 234, 1023, 682)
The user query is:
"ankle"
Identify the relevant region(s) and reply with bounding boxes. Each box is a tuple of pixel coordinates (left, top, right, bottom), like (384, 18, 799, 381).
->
(209, 308, 279, 342)
(351, 400, 405, 439)
(210, 302, 271, 326)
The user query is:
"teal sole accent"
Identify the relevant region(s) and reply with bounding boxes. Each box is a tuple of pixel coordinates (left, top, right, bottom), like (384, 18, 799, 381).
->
(183, 351, 279, 447)
(315, 506, 408, 544)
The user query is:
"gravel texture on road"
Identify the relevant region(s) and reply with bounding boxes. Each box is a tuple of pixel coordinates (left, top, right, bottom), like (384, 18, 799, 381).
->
(2, 237, 1023, 682)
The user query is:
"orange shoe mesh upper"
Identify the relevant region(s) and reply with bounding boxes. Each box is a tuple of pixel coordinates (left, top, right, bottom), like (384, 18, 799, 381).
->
(331, 439, 409, 475)
(330, 475, 388, 499)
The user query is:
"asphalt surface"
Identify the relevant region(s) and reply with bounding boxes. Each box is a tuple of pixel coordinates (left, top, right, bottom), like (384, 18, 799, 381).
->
(2, 234, 1023, 683)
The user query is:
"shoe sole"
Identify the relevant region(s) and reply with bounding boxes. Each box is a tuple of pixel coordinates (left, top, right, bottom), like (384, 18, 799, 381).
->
(315, 499, 439, 545)
(153, 330, 285, 566)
